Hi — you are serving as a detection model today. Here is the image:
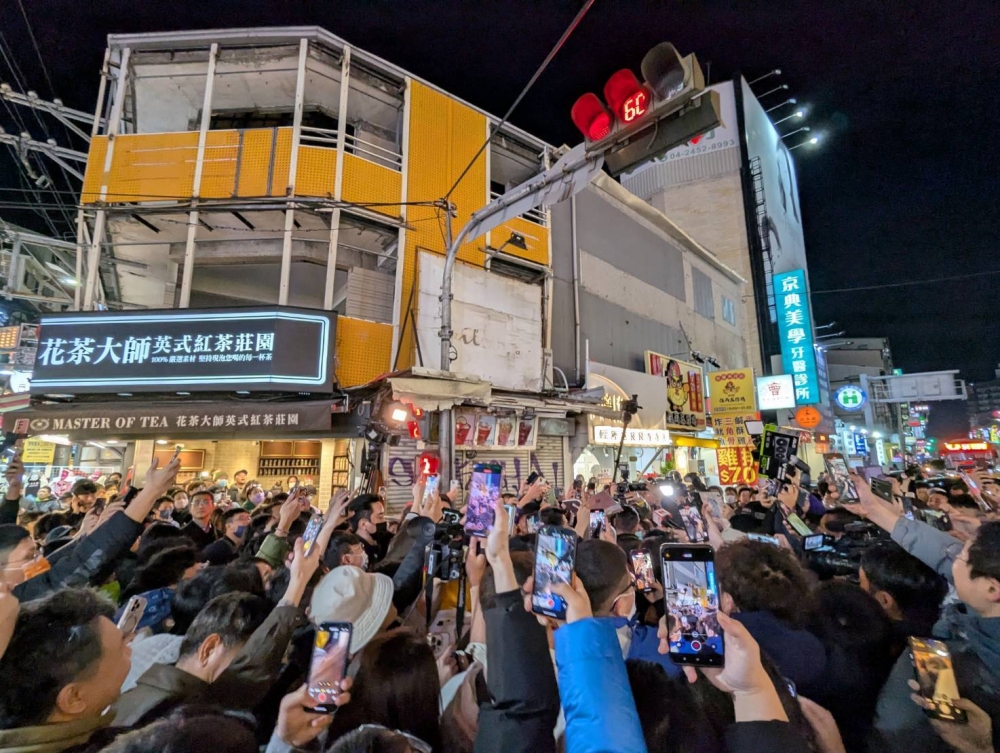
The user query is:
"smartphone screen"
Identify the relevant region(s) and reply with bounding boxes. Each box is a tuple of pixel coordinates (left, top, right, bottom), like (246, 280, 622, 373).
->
(908, 637, 967, 723)
(630, 549, 655, 592)
(784, 510, 813, 537)
(589, 509, 605, 537)
(465, 463, 501, 537)
(679, 503, 709, 543)
(532, 525, 577, 620)
(301, 514, 324, 556)
(870, 477, 894, 503)
(117, 595, 147, 637)
(747, 533, 781, 547)
(824, 454, 859, 501)
(423, 474, 440, 503)
(661, 544, 724, 666)
(526, 514, 540, 534)
(308, 622, 353, 713)
(701, 491, 724, 520)
(503, 503, 517, 536)
(803, 533, 827, 551)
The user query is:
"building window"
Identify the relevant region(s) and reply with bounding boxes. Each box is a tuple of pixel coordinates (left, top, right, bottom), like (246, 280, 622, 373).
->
(692, 268, 714, 320)
(722, 296, 737, 326)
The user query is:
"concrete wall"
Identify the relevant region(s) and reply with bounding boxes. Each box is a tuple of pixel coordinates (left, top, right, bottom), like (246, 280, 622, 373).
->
(550, 182, 748, 385)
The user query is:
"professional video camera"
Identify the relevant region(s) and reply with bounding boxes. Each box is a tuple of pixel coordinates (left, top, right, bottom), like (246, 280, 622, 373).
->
(803, 520, 886, 580)
(424, 512, 465, 582)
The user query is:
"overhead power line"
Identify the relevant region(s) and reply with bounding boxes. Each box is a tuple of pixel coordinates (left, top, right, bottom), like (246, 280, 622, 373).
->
(810, 269, 1000, 294)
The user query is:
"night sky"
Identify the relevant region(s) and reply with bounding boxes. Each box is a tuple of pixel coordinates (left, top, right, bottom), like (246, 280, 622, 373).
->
(2, 1, 996, 436)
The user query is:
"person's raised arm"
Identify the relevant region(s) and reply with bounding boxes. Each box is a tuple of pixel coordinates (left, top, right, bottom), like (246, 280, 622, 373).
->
(486, 495, 516, 594)
(844, 472, 901, 533)
(125, 456, 182, 524)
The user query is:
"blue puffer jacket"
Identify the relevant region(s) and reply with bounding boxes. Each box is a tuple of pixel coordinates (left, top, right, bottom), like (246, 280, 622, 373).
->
(555, 618, 647, 753)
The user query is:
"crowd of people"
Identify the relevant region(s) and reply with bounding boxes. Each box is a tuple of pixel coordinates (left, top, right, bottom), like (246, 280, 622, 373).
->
(0, 449, 998, 753)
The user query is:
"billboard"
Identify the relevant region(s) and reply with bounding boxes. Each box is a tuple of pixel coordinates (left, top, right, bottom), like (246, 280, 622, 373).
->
(740, 78, 808, 275)
(707, 368, 757, 415)
(644, 351, 706, 431)
(31, 307, 334, 394)
(773, 270, 820, 405)
(641, 81, 739, 165)
(756, 374, 796, 410)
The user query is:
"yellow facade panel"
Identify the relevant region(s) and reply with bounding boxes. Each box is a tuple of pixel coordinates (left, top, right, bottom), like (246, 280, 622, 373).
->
(105, 132, 198, 203)
(270, 128, 293, 196)
(199, 130, 241, 199)
(81, 137, 109, 204)
(398, 81, 489, 369)
(296, 145, 337, 197)
(492, 216, 550, 266)
(335, 317, 393, 387)
(237, 129, 277, 198)
(340, 153, 402, 218)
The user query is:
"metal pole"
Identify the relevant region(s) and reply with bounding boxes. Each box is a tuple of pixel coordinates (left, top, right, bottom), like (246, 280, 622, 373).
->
(438, 200, 454, 489)
(179, 42, 218, 309)
(5, 238, 22, 296)
(859, 373, 877, 465)
(279, 39, 309, 306)
(73, 219, 84, 309)
(324, 46, 351, 310)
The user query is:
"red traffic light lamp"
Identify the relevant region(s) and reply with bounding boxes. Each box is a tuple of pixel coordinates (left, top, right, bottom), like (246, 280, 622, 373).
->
(571, 92, 611, 140)
(603, 69, 650, 124)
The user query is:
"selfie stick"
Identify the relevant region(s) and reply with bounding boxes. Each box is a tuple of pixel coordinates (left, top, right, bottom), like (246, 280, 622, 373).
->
(611, 394, 641, 486)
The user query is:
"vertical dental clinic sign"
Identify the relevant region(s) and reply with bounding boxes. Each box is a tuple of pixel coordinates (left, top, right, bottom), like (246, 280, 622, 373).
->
(31, 307, 335, 394)
(773, 270, 819, 405)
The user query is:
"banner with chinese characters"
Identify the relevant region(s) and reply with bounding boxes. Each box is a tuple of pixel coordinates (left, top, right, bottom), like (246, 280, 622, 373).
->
(710, 412, 759, 448)
(7, 400, 339, 439)
(773, 270, 819, 404)
(643, 351, 706, 430)
(707, 368, 757, 415)
(31, 307, 334, 394)
(716, 446, 759, 486)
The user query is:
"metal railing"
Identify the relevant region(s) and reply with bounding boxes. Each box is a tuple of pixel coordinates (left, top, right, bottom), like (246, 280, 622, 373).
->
(343, 131, 402, 171)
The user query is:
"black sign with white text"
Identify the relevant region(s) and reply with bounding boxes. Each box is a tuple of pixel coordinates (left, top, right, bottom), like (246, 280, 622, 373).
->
(30, 306, 335, 394)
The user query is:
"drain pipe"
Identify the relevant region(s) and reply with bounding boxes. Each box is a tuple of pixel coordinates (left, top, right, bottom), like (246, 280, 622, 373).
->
(571, 195, 582, 384)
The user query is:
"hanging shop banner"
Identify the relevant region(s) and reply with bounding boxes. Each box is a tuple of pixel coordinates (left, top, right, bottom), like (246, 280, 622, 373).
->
(591, 425, 672, 447)
(643, 351, 706, 431)
(454, 410, 536, 451)
(717, 446, 759, 486)
(7, 400, 340, 440)
(711, 412, 760, 448)
(707, 368, 757, 415)
(21, 438, 57, 464)
(31, 307, 335, 394)
(773, 270, 819, 405)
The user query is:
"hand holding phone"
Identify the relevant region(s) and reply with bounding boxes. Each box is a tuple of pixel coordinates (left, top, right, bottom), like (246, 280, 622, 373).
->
(308, 622, 353, 713)
(908, 637, 967, 723)
(660, 543, 724, 667)
(465, 463, 502, 537)
(630, 549, 655, 593)
(117, 595, 148, 637)
(531, 526, 577, 620)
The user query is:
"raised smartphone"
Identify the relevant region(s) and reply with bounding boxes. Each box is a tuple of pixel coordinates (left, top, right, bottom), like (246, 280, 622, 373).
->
(423, 473, 440, 503)
(117, 595, 147, 637)
(630, 549, 655, 592)
(678, 503, 709, 543)
(531, 525, 577, 620)
(870, 477, 894, 503)
(908, 637, 967, 723)
(660, 543, 724, 667)
(301, 514, 324, 556)
(464, 463, 502, 537)
(503, 503, 517, 536)
(307, 622, 353, 713)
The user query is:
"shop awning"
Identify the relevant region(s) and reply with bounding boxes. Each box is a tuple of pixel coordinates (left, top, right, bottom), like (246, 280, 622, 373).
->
(0, 394, 30, 413)
(672, 436, 721, 450)
(4, 399, 366, 441)
(389, 369, 492, 412)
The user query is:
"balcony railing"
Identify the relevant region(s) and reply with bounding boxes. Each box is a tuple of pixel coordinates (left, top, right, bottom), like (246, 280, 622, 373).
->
(489, 191, 547, 227)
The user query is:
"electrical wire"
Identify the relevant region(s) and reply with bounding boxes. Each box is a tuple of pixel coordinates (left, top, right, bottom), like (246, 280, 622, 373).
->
(444, 0, 597, 201)
(810, 269, 1000, 295)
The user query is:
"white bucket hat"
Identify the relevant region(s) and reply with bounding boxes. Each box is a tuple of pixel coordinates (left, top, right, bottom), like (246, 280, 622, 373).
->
(309, 566, 394, 654)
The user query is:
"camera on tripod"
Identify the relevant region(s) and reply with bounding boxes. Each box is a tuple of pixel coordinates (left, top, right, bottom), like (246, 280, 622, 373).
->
(424, 519, 465, 582)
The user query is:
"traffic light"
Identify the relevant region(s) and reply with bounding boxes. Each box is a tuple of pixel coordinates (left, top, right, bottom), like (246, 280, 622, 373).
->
(570, 42, 722, 177)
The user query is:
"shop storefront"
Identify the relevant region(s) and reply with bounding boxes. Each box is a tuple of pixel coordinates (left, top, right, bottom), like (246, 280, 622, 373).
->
(10, 306, 369, 501)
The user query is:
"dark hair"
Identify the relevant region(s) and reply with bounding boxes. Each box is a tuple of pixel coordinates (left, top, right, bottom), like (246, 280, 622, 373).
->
(479, 551, 534, 611)
(32, 511, 71, 541)
(324, 531, 363, 570)
(625, 660, 724, 753)
(612, 505, 641, 534)
(190, 489, 215, 505)
(969, 521, 1000, 582)
(912, 481, 929, 492)
(0, 588, 114, 727)
(576, 540, 630, 614)
(222, 508, 247, 524)
(136, 524, 187, 563)
(348, 494, 383, 531)
(327, 725, 418, 753)
(151, 496, 174, 512)
(821, 508, 862, 533)
(715, 540, 813, 627)
(685, 474, 708, 492)
(816, 480, 831, 497)
(0, 524, 30, 564)
(520, 500, 542, 519)
(326, 629, 442, 751)
(170, 564, 266, 635)
(99, 707, 257, 753)
(737, 486, 752, 496)
(861, 544, 948, 631)
(178, 592, 270, 659)
(122, 542, 199, 602)
(949, 493, 981, 511)
(71, 479, 98, 496)
(539, 507, 566, 527)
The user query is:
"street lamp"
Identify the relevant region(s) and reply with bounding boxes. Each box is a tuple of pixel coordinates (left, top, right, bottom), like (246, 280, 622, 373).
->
(789, 136, 819, 151)
(766, 97, 797, 113)
(758, 83, 789, 99)
(774, 109, 804, 126)
(781, 126, 810, 140)
(749, 69, 782, 85)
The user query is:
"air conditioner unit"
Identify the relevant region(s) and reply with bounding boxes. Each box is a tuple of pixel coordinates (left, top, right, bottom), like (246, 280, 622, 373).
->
(484, 248, 549, 284)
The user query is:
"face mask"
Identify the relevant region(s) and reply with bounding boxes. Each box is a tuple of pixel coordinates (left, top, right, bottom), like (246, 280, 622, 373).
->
(726, 494, 736, 504)
(158, 508, 172, 519)
(346, 552, 369, 571)
(234, 525, 248, 539)
(217, 480, 229, 488)
(613, 591, 636, 621)
(250, 492, 265, 505)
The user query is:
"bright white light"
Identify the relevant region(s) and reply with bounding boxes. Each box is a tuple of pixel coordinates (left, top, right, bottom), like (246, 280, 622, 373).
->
(391, 408, 408, 422)
(62, 278, 78, 286)
(796, 110, 804, 117)
(809, 137, 819, 144)
(873, 431, 883, 439)
(659, 484, 675, 496)
(38, 434, 72, 446)
(155, 439, 169, 445)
